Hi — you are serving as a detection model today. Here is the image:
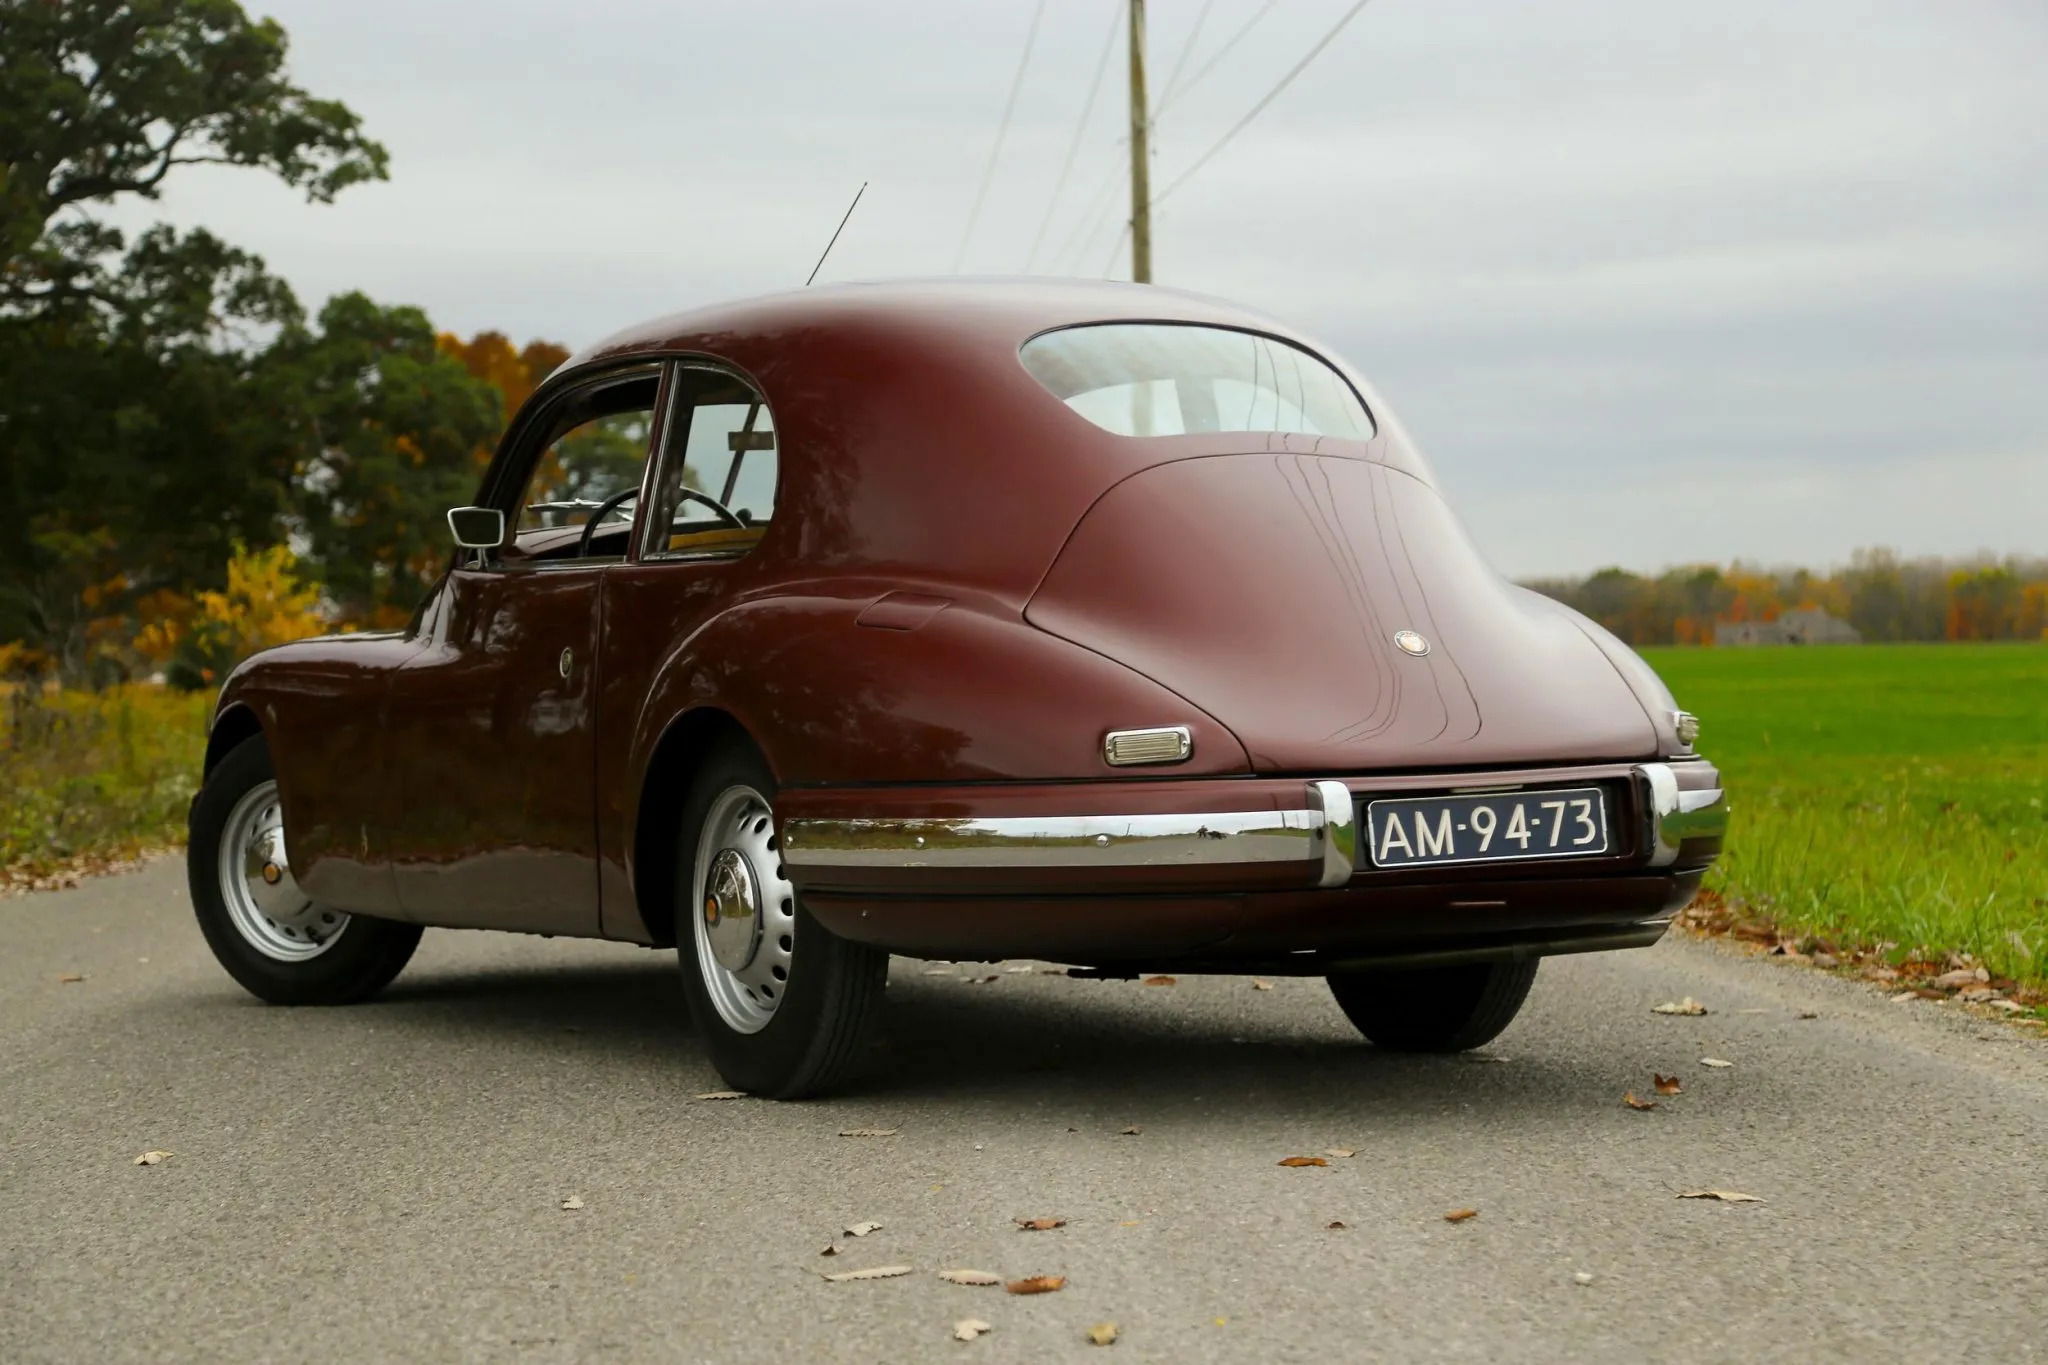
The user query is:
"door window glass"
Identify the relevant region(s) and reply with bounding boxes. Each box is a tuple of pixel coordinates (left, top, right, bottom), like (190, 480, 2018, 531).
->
(643, 369, 777, 560)
(509, 370, 661, 562)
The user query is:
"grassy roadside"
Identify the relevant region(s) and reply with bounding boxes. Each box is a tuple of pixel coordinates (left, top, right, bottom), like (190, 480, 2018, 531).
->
(1643, 643, 2048, 997)
(0, 684, 211, 891)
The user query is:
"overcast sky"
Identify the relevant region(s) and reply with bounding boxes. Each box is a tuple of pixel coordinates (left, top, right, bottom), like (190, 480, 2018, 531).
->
(121, 0, 2046, 578)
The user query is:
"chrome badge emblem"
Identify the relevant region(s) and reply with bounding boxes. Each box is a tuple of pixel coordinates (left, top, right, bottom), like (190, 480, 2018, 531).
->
(1393, 630, 1431, 657)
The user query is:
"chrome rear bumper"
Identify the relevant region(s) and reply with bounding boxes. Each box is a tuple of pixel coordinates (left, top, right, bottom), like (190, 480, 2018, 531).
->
(781, 766, 1722, 887)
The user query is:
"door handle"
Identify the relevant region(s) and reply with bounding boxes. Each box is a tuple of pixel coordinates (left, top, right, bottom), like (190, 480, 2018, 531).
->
(558, 647, 574, 680)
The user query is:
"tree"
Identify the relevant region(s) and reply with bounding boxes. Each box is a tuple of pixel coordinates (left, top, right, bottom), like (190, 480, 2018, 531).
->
(0, 0, 386, 309)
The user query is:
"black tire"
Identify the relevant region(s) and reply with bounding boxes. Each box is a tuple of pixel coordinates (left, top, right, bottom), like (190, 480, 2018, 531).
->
(1326, 958, 1540, 1052)
(674, 737, 888, 1098)
(187, 733, 422, 1005)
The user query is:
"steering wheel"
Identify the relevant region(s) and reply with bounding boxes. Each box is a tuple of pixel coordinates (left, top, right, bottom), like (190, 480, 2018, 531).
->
(573, 486, 749, 558)
(574, 487, 640, 558)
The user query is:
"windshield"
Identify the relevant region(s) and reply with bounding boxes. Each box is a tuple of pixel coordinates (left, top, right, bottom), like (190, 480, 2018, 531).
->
(1019, 323, 1374, 440)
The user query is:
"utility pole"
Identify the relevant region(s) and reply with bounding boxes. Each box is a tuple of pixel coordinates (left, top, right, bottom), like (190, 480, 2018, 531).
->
(1127, 0, 1151, 283)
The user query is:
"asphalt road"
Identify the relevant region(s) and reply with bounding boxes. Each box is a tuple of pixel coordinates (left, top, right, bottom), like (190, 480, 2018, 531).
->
(4, 861, 2045, 1364)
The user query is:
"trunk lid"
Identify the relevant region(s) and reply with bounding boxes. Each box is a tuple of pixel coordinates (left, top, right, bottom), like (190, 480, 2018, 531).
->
(1025, 453, 1658, 773)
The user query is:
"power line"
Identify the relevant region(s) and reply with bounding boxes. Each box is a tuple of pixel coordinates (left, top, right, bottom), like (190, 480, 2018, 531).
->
(1054, 156, 1125, 275)
(1152, 0, 1217, 113)
(1024, 0, 1122, 273)
(952, 0, 1050, 273)
(1099, 220, 1132, 278)
(1152, 0, 1280, 122)
(1152, 0, 1373, 207)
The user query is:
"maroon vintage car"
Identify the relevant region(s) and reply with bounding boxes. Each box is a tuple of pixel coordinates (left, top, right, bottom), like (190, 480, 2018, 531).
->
(188, 279, 1726, 1097)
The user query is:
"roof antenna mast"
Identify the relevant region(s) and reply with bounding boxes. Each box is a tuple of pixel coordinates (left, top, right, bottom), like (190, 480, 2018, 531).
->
(805, 181, 868, 287)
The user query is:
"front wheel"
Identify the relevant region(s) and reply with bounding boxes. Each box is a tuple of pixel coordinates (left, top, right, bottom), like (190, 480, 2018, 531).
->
(675, 739, 888, 1098)
(187, 733, 422, 1004)
(1326, 958, 1539, 1052)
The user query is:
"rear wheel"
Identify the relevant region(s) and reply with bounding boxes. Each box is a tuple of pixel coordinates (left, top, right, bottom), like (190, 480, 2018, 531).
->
(1326, 958, 1539, 1052)
(187, 734, 422, 1004)
(675, 739, 888, 1098)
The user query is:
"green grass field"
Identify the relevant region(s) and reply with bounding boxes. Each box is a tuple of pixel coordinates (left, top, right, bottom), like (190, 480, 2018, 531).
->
(1641, 643, 2048, 987)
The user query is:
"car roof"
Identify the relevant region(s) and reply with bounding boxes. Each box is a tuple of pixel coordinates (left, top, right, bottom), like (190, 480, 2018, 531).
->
(558, 277, 1308, 374)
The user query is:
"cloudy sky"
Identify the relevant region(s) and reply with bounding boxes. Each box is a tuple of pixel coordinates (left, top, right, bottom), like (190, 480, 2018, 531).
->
(121, 0, 2046, 577)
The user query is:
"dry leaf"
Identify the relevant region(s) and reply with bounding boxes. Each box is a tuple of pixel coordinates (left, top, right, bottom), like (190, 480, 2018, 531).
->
(1622, 1092, 1658, 1111)
(1086, 1322, 1120, 1346)
(1324, 1148, 1357, 1159)
(1005, 1275, 1066, 1295)
(953, 1319, 992, 1342)
(57, 972, 85, 983)
(559, 1195, 585, 1211)
(132, 1150, 172, 1166)
(1014, 1216, 1067, 1231)
(1653, 1073, 1682, 1096)
(922, 967, 953, 976)
(1573, 1271, 1595, 1286)
(1005, 964, 1033, 973)
(821, 1264, 913, 1282)
(838, 1127, 899, 1138)
(1443, 1208, 1479, 1223)
(819, 1243, 839, 1256)
(1119, 1126, 1142, 1136)
(936, 1269, 1002, 1286)
(694, 1090, 746, 1100)
(1700, 1057, 1734, 1068)
(1677, 1190, 1764, 1203)
(1651, 997, 1708, 1016)
(968, 974, 1000, 985)
(844, 1220, 882, 1237)
(1277, 1156, 1328, 1168)
(1797, 1010, 1819, 1020)
(1326, 1220, 1349, 1230)
(1142, 975, 1177, 986)
(1251, 979, 1274, 991)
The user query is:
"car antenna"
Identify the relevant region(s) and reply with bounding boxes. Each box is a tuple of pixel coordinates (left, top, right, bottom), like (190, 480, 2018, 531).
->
(805, 181, 867, 287)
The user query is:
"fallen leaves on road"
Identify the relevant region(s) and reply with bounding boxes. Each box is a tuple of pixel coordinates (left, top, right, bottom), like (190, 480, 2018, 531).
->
(57, 972, 85, 983)
(968, 975, 1000, 985)
(1142, 975, 1177, 986)
(694, 1090, 746, 1101)
(845, 1221, 883, 1238)
(1653, 1073, 1682, 1096)
(922, 967, 953, 976)
(1678, 1190, 1764, 1203)
(838, 1127, 899, 1138)
(1086, 1322, 1120, 1345)
(1324, 1148, 1357, 1159)
(1119, 1126, 1142, 1136)
(1932, 966, 1991, 989)
(1005, 1275, 1066, 1295)
(1326, 1220, 1349, 1230)
(1277, 1156, 1328, 1168)
(1651, 996, 1708, 1016)
(1700, 1057, 1734, 1068)
(1573, 1271, 1595, 1286)
(1014, 1217, 1067, 1231)
(132, 1151, 171, 1166)
(1251, 979, 1273, 991)
(1798, 1010, 1819, 1019)
(936, 1269, 1002, 1286)
(953, 1318, 992, 1341)
(558, 1195, 585, 1211)
(821, 1264, 913, 1282)
(1443, 1208, 1479, 1223)
(1622, 1092, 1658, 1111)
(819, 1244, 839, 1256)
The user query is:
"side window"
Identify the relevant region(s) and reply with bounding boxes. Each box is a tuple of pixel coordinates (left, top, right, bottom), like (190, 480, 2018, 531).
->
(507, 370, 660, 564)
(642, 368, 777, 560)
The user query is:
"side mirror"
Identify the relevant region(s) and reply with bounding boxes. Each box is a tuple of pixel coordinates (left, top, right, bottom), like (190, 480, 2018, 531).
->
(446, 506, 505, 551)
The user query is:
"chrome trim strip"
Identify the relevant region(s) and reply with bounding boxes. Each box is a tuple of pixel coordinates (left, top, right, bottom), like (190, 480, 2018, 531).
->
(782, 808, 1325, 871)
(1636, 762, 1728, 866)
(1310, 780, 1356, 887)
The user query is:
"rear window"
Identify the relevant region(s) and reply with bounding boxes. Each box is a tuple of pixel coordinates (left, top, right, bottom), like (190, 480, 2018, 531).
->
(1019, 323, 1374, 439)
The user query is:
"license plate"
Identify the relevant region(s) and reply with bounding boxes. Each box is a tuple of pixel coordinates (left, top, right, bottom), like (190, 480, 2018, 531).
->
(1364, 786, 1611, 869)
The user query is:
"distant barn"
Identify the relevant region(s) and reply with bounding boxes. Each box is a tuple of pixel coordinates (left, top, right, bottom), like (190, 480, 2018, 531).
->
(1714, 608, 1862, 646)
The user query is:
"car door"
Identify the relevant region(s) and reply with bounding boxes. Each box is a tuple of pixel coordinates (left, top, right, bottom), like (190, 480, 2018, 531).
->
(381, 363, 664, 934)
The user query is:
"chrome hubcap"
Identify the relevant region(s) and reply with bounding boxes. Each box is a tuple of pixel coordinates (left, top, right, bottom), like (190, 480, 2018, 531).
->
(217, 781, 348, 961)
(690, 785, 796, 1034)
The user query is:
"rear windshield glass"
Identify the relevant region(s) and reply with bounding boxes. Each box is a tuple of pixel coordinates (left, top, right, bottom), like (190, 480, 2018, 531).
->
(1019, 323, 1374, 439)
